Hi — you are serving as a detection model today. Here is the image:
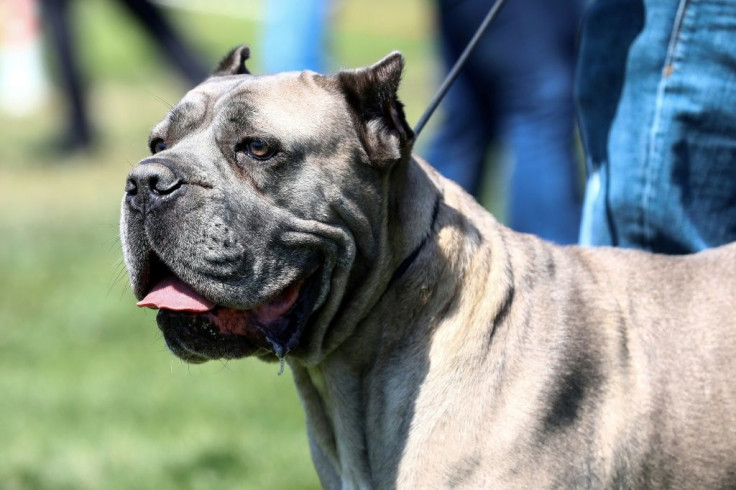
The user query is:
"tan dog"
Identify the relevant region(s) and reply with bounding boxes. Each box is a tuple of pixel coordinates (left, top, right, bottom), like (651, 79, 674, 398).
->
(120, 47, 736, 488)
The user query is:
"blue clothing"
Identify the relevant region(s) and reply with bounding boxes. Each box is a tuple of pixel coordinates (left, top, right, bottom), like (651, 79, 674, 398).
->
(423, 0, 584, 244)
(577, 0, 736, 253)
(262, 0, 330, 74)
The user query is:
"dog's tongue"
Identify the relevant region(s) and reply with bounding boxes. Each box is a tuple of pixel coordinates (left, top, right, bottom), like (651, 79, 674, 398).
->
(137, 277, 215, 312)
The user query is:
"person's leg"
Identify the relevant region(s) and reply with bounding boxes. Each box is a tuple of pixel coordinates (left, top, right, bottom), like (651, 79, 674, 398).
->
(118, 0, 208, 86)
(628, 0, 736, 252)
(441, 0, 583, 243)
(262, 0, 330, 73)
(427, 0, 584, 243)
(39, 0, 92, 151)
(498, 0, 584, 244)
(575, 0, 646, 247)
(421, 70, 493, 197)
(421, 2, 494, 198)
(578, 0, 736, 253)
(503, 89, 581, 244)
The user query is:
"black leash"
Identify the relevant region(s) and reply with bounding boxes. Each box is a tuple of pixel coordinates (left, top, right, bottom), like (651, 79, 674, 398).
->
(413, 0, 508, 137)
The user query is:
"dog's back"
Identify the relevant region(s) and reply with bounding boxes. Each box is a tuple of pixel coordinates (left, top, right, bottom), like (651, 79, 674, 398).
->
(407, 174, 736, 487)
(568, 242, 736, 487)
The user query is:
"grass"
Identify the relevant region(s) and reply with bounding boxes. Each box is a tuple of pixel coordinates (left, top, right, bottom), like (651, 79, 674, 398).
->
(0, 1, 443, 488)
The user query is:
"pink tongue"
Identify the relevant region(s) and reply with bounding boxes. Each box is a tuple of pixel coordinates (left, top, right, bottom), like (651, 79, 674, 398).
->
(137, 277, 215, 313)
(252, 280, 303, 321)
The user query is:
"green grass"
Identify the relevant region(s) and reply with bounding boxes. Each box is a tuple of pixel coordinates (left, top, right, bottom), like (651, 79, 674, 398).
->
(0, 1, 451, 488)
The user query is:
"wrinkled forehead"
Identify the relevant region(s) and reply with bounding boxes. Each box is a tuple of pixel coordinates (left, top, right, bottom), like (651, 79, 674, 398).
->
(154, 71, 347, 140)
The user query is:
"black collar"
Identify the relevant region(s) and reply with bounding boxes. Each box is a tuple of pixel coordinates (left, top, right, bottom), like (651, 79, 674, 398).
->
(390, 196, 441, 284)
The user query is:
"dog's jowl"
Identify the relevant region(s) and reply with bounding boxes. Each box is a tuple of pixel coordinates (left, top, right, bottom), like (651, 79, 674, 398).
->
(121, 45, 736, 489)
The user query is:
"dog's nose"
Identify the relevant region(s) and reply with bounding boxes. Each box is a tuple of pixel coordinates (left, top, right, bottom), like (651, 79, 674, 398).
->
(125, 159, 183, 214)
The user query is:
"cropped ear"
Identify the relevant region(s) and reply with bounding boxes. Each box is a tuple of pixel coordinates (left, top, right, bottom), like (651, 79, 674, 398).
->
(213, 45, 251, 76)
(337, 52, 414, 166)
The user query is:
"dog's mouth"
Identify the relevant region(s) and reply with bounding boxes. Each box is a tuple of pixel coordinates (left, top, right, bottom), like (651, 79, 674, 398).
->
(137, 261, 323, 363)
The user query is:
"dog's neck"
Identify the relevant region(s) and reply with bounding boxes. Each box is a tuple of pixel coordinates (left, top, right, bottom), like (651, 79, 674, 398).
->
(290, 156, 498, 488)
(386, 155, 444, 279)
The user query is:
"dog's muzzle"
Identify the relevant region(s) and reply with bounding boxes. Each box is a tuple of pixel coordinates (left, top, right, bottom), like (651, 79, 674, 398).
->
(125, 158, 184, 215)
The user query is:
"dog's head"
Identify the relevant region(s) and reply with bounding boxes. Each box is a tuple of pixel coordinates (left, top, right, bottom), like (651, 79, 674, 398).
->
(120, 46, 414, 364)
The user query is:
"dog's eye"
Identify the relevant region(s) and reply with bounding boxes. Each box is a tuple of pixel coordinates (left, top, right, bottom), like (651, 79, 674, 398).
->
(149, 138, 167, 155)
(238, 139, 276, 161)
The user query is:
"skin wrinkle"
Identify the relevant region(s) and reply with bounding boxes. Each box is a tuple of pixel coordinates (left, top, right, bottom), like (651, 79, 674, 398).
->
(151, 92, 213, 149)
(390, 195, 441, 283)
(481, 228, 513, 361)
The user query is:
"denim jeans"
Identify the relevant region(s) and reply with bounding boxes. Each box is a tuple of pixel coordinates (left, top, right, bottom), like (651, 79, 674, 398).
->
(576, 0, 736, 254)
(422, 0, 584, 244)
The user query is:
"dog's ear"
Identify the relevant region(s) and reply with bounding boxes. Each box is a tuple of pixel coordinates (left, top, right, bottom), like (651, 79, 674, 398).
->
(337, 52, 414, 166)
(213, 45, 251, 76)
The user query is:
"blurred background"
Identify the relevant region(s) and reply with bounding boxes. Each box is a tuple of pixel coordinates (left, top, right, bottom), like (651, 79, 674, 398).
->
(0, 0, 582, 487)
(0, 1, 435, 488)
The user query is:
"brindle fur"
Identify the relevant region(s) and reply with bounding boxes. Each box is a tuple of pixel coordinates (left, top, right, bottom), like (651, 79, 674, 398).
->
(121, 47, 736, 489)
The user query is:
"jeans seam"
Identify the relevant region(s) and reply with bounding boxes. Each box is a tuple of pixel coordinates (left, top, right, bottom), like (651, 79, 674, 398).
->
(641, 0, 691, 249)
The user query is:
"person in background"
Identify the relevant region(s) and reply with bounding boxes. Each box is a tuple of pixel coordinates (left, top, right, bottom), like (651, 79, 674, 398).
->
(0, 0, 49, 116)
(422, 0, 585, 244)
(262, 0, 331, 74)
(39, 0, 208, 154)
(576, 0, 736, 254)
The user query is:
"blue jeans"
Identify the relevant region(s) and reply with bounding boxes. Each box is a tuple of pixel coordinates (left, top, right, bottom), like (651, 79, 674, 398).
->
(577, 0, 736, 253)
(423, 0, 584, 244)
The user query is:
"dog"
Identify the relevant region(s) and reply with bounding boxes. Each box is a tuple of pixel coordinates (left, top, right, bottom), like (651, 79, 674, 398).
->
(120, 46, 736, 488)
